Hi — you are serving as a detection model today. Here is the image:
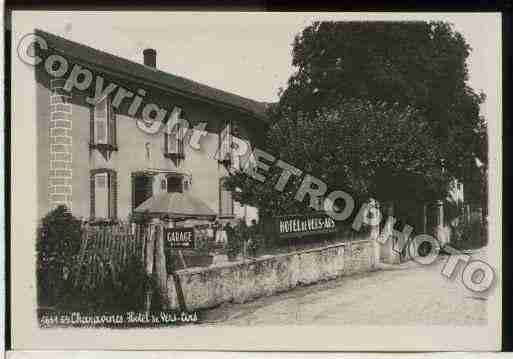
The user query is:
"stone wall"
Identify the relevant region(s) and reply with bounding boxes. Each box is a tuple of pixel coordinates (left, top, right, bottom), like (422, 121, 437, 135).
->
(166, 239, 376, 311)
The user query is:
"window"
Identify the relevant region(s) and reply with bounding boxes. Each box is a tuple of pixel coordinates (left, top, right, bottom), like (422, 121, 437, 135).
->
(164, 130, 185, 159)
(166, 175, 183, 193)
(132, 173, 153, 211)
(95, 173, 109, 218)
(164, 107, 185, 160)
(90, 169, 117, 220)
(219, 177, 234, 217)
(91, 95, 117, 152)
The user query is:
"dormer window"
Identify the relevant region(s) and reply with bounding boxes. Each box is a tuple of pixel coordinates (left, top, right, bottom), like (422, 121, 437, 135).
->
(90, 95, 117, 158)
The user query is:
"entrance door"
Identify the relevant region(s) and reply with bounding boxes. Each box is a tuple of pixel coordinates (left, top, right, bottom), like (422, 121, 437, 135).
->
(132, 174, 153, 210)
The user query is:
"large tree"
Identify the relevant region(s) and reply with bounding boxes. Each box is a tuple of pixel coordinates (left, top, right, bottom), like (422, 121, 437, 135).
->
(226, 99, 446, 219)
(226, 21, 487, 224)
(279, 21, 486, 183)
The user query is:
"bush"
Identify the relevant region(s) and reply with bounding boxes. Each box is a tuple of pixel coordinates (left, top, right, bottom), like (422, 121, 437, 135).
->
(225, 223, 245, 259)
(450, 220, 487, 250)
(36, 205, 82, 307)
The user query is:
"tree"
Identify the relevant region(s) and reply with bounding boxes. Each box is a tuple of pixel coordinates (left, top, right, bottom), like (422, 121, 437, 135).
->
(226, 21, 487, 234)
(225, 99, 448, 221)
(278, 21, 486, 183)
(36, 205, 82, 306)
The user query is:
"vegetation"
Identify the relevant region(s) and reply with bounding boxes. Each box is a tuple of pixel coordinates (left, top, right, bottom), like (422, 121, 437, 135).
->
(226, 21, 487, 231)
(36, 205, 82, 307)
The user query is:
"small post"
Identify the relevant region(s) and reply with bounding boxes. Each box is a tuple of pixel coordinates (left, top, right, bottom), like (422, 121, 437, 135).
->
(369, 199, 381, 268)
(153, 219, 170, 310)
(178, 250, 187, 269)
(434, 200, 446, 246)
(422, 203, 427, 234)
(166, 219, 187, 312)
(382, 202, 400, 264)
(143, 221, 156, 314)
(465, 203, 471, 224)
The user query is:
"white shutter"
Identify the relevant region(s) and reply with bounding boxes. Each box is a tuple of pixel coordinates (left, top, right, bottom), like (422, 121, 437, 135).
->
(95, 173, 109, 218)
(166, 107, 186, 155)
(220, 178, 233, 216)
(220, 122, 231, 161)
(94, 97, 108, 144)
(166, 133, 178, 154)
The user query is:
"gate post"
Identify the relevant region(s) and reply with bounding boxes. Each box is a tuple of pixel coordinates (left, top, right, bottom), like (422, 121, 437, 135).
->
(154, 221, 170, 310)
(369, 199, 381, 268)
(381, 202, 401, 264)
(143, 221, 156, 313)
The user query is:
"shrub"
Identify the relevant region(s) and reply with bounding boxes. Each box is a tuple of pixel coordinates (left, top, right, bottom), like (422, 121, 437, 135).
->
(450, 219, 487, 250)
(36, 205, 82, 307)
(225, 223, 245, 259)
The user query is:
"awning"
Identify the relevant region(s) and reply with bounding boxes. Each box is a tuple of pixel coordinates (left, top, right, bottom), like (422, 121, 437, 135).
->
(134, 192, 217, 219)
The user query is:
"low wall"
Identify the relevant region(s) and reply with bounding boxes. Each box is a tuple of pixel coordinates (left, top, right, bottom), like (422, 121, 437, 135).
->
(166, 239, 376, 311)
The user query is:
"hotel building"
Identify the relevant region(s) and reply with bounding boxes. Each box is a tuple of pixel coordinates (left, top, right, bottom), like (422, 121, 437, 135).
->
(35, 29, 268, 224)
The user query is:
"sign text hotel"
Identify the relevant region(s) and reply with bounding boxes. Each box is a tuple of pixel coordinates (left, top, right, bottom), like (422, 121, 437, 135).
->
(277, 214, 337, 239)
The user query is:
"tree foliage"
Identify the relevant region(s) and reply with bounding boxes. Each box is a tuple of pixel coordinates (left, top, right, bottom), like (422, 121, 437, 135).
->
(279, 21, 486, 183)
(226, 99, 447, 218)
(36, 205, 82, 306)
(228, 21, 487, 220)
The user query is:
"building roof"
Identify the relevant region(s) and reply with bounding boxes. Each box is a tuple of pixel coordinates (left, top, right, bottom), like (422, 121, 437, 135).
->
(35, 29, 269, 122)
(134, 192, 217, 219)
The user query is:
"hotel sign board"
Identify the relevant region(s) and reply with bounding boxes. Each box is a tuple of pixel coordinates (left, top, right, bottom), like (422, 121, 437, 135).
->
(164, 227, 195, 249)
(275, 214, 337, 239)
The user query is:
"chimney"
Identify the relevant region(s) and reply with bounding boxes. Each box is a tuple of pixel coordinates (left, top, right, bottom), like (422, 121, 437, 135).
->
(143, 48, 157, 68)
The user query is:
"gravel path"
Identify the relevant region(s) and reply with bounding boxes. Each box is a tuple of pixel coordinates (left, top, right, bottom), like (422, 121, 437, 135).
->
(200, 248, 489, 326)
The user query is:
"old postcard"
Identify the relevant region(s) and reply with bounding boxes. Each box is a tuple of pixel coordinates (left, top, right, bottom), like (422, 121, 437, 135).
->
(9, 11, 502, 351)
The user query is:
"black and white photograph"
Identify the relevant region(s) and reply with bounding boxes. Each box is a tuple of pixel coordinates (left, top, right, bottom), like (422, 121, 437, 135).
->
(9, 11, 502, 351)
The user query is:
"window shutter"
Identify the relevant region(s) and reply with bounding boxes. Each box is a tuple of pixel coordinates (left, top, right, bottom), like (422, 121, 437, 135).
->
(109, 170, 117, 220)
(219, 122, 231, 162)
(164, 122, 179, 154)
(94, 172, 109, 218)
(94, 97, 108, 144)
(90, 108, 94, 147)
(170, 133, 178, 154)
(219, 177, 233, 216)
(90, 174, 95, 218)
(179, 136, 184, 157)
(109, 103, 116, 147)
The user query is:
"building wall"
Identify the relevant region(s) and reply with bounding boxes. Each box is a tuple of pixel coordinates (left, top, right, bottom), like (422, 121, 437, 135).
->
(36, 67, 261, 223)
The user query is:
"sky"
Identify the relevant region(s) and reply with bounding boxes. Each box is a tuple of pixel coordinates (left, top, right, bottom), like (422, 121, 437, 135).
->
(18, 12, 501, 123)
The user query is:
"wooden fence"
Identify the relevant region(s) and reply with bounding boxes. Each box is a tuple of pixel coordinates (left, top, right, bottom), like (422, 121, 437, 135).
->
(71, 223, 147, 291)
